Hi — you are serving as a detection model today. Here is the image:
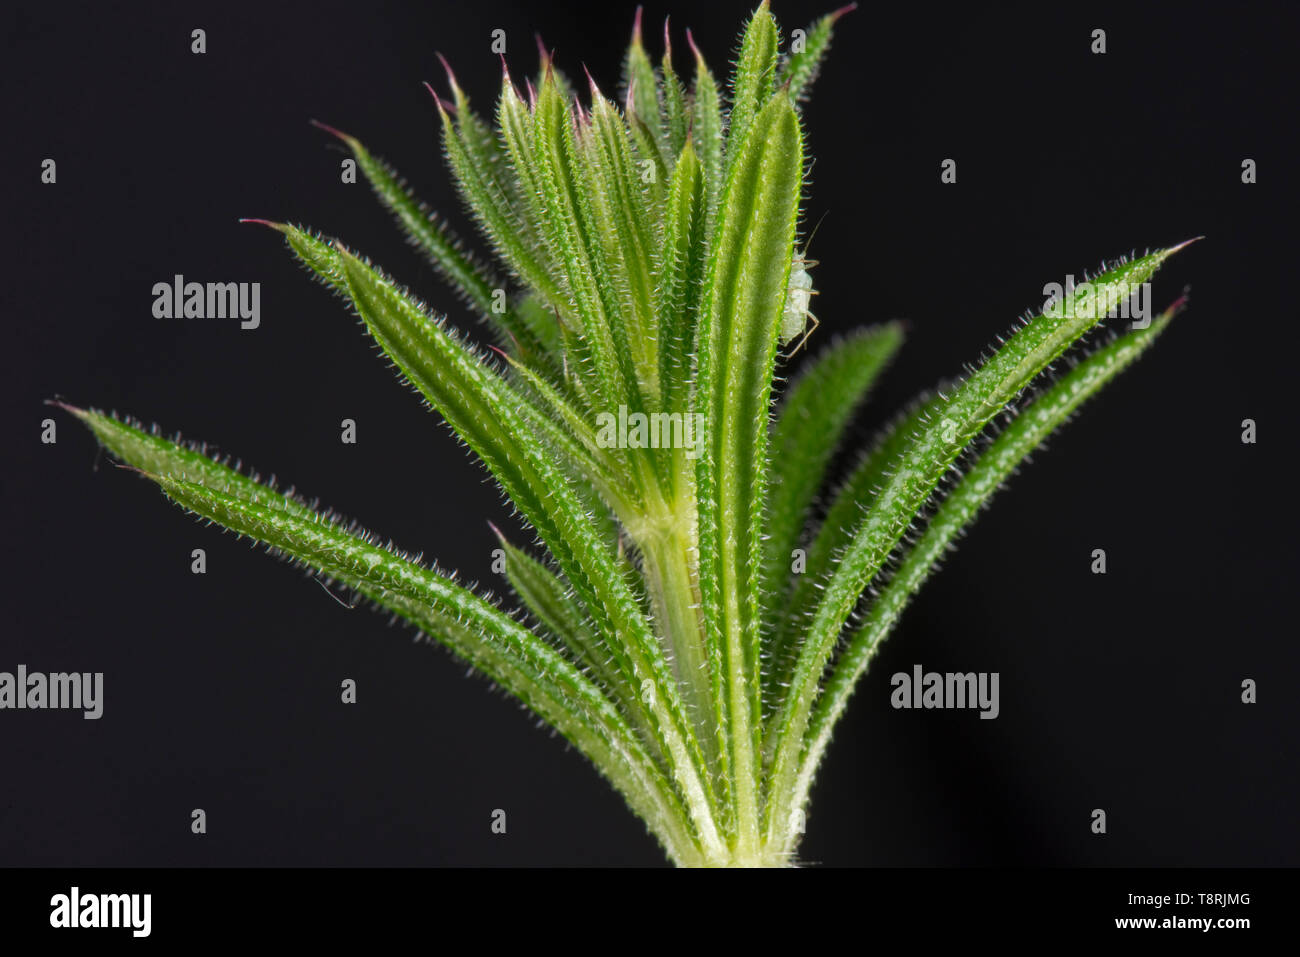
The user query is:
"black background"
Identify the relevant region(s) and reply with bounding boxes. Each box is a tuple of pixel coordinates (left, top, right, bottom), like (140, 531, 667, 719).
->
(3, 0, 1296, 868)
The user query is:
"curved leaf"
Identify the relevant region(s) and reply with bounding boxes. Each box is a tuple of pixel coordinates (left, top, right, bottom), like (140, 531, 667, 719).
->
(760, 322, 903, 704)
(781, 300, 1188, 853)
(764, 242, 1195, 840)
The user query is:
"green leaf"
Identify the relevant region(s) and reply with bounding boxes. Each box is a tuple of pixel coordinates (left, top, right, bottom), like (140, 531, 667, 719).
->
(60, 405, 701, 863)
(625, 110, 669, 211)
(435, 56, 520, 213)
(724, 1, 780, 174)
(759, 323, 903, 687)
(513, 290, 565, 359)
(687, 30, 725, 222)
(439, 84, 568, 314)
(584, 92, 661, 397)
(661, 22, 689, 159)
(693, 90, 804, 853)
(311, 122, 549, 367)
(763, 242, 1196, 841)
(656, 139, 708, 415)
(533, 40, 578, 107)
(771, 388, 943, 676)
(498, 348, 637, 516)
(493, 71, 556, 264)
(780, 298, 1189, 854)
(491, 528, 627, 697)
(522, 75, 639, 414)
(63, 405, 328, 523)
(622, 7, 666, 163)
(777, 5, 855, 104)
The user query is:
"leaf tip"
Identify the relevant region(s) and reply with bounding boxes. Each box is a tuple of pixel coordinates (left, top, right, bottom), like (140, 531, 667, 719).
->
(499, 52, 515, 86)
(44, 396, 80, 412)
(46, 399, 96, 431)
(830, 2, 859, 23)
(1167, 235, 1205, 255)
(1144, 235, 1203, 272)
(434, 51, 462, 95)
(422, 81, 454, 119)
(686, 27, 710, 72)
(1162, 288, 1193, 320)
(240, 217, 291, 234)
(111, 461, 153, 480)
(631, 5, 645, 46)
(308, 118, 360, 149)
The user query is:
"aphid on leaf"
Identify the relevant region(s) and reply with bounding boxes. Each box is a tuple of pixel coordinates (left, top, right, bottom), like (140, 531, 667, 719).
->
(780, 248, 820, 357)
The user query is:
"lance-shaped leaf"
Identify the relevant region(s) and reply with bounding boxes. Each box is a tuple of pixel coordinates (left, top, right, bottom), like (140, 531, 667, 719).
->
(777, 4, 856, 104)
(502, 374, 630, 559)
(513, 291, 565, 360)
(759, 323, 902, 650)
(687, 30, 724, 221)
(763, 243, 1196, 838)
(312, 231, 723, 852)
(622, 7, 667, 166)
(491, 528, 629, 702)
(532, 38, 577, 107)
(438, 83, 569, 315)
(498, 349, 639, 524)
(694, 91, 804, 851)
(60, 405, 700, 863)
(765, 388, 943, 704)
(724, 1, 780, 175)
(625, 111, 668, 212)
(660, 22, 688, 159)
(310, 121, 549, 364)
(494, 71, 557, 273)
(435, 56, 521, 214)
(63, 405, 332, 524)
(781, 299, 1189, 853)
(656, 138, 708, 417)
(518, 75, 641, 415)
(556, 315, 605, 419)
(584, 91, 661, 396)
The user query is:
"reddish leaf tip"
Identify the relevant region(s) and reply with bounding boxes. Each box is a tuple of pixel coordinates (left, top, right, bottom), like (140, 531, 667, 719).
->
(1168, 236, 1205, 254)
(434, 51, 460, 93)
(686, 27, 704, 63)
(1163, 291, 1192, 318)
(238, 218, 289, 234)
(45, 398, 86, 417)
(308, 118, 354, 144)
(422, 80, 453, 115)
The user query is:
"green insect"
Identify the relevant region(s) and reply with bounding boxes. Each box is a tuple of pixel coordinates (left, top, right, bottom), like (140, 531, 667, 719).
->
(779, 247, 820, 357)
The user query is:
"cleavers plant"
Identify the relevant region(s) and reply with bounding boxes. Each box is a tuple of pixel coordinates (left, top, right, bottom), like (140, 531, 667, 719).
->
(60, 3, 1193, 866)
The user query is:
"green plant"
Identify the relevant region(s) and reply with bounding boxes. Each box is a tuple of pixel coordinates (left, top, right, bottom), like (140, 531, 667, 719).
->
(59, 2, 1193, 866)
